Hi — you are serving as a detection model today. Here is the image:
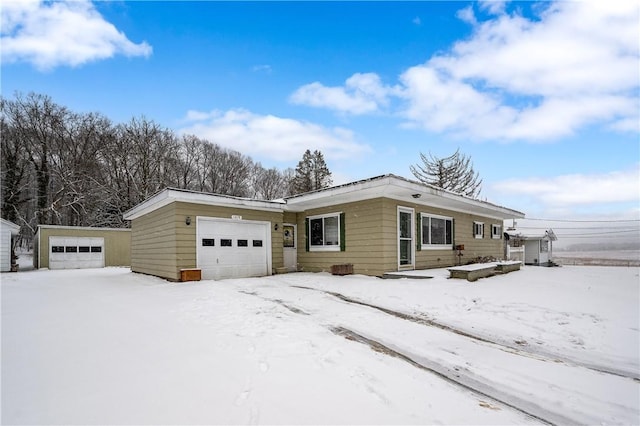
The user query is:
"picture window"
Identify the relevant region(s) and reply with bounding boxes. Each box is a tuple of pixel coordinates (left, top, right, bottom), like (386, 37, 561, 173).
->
(308, 213, 340, 251)
(421, 214, 453, 248)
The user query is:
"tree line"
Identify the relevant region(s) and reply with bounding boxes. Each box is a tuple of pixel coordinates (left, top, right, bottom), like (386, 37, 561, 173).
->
(1, 92, 332, 246)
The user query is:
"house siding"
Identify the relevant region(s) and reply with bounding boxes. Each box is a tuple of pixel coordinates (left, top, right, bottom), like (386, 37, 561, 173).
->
(37, 226, 131, 269)
(296, 198, 387, 276)
(296, 198, 506, 276)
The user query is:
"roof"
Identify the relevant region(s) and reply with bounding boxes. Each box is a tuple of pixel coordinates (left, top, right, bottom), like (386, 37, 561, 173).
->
(36, 225, 131, 232)
(0, 218, 20, 235)
(123, 187, 286, 220)
(284, 174, 525, 219)
(506, 228, 557, 241)
(124, 174, 525, 221)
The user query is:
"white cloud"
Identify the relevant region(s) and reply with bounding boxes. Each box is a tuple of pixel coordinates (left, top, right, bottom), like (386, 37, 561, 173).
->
(1, 0, 152, 71)
(179, 109, 371, 162)
(289, 73, 396, 115)
(400, 1, 639, 141)
(291, 1, 639, 142)
(492, 166, 640, 208)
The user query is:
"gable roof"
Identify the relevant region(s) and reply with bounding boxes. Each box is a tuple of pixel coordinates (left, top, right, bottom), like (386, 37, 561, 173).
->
(124, 174, 525, 221)
(0, 218, 20, 235)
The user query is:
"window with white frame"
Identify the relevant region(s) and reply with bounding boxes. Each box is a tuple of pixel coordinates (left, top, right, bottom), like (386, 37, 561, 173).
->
(491, 224, 502, 239)
(421, 214, 453, 248)
(309, 213, 340, 251)
(474, 222, 484, 239)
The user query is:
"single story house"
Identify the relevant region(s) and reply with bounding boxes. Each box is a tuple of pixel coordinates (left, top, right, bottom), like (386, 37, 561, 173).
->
(124, 174, 525, 281)
(33, 225, 131, 270)
(505, 228, 557, 266)
(1, 218, 20, 272)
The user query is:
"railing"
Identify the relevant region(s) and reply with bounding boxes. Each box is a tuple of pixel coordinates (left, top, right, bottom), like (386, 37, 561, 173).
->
(506, 245, 525, 264)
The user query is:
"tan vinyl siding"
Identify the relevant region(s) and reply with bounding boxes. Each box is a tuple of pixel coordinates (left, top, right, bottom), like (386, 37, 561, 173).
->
(38, 226, 131, 269)
(131, 203, 178, 280)
(296, 198, 386, 276)
(173, 201, 284, 274)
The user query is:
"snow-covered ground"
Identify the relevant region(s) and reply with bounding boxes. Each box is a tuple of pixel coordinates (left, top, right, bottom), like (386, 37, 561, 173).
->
(2, 265, 639, 425)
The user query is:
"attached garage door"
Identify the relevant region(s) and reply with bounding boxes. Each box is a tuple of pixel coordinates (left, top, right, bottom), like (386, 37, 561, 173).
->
(49, 236, 105, 269)
(196, 217, 271, 280)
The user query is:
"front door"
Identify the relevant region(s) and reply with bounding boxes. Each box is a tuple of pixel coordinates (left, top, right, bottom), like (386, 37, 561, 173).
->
(398, 207, 414, 269)
(283, 224, 297, 272)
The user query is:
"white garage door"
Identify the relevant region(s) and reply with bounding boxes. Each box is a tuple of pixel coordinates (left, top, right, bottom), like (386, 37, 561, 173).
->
(49, 236, 105, 269)
(196, 217, 271, 280)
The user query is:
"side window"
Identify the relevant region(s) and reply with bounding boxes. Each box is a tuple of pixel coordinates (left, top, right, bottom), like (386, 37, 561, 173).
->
(474, 222, 484, 239)
(421, 214, 453, 248)
(491, 224, 502, 239)
(308, 213, 341, 251)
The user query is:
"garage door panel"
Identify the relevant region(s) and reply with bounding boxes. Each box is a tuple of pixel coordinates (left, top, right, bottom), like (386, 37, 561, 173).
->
(49, 236, 104, 269)
(196, 218, 271, 280)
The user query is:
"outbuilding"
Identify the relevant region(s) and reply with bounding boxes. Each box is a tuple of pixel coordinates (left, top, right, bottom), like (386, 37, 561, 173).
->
(1, 218, 20, 272)
(124, 174, 525, 281)
(505, 228, 557, 266)
(33, 225, 131, 270)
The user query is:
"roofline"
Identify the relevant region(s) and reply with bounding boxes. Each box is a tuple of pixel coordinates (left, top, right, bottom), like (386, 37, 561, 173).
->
(123, 187, 286, 220)
(36, 225, 131, 232)
(285, 174, 525, 218)
(1, 218, 21, 234)
(123, 175, 525, 221)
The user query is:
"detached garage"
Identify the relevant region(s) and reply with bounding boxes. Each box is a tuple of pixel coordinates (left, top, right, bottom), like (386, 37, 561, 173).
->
(34, 226, 131, 270)
(1, 218, 20, 272)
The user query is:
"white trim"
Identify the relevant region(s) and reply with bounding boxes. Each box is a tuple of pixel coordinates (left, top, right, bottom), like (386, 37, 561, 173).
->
(124, 188, 285, 220)
(37, 225, 130, 232)
(420, 213, 453, 250)
(474, 221, 484, 239)
(397, 206, 415, 270)
(491, 224, 502, 239)
(308, 212, 341, 252)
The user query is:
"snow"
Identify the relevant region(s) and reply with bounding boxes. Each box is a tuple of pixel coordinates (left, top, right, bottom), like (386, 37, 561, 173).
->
(2, 264, 639, 424)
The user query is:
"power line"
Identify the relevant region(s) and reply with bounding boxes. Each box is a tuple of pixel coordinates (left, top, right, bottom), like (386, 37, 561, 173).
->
(517, 226, 640, 230)
(521, 218, 640, 223)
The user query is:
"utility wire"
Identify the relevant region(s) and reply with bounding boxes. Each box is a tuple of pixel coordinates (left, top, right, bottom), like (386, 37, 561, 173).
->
(521, 218, 640, 223)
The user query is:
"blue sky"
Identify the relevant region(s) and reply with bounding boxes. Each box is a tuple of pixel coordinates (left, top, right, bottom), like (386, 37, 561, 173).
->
(2, 1, 639, 231)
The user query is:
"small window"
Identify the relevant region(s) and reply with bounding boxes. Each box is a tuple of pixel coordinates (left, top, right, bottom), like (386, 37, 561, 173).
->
(308, 213, 341, 251)
(78, 246, 90, 253)
(253, 240, 263, 247)
(540, 239, 549, 253)
(202, 238, 215, 246)
(491, 224, 502, 239)
(237, 239, 248, 247)
(90, 246, 102, 253)
(474, 222, 484, 239)
(65, 246, 78, 253)
(221, 239, 232, 247)
(52, 246, 64, 253)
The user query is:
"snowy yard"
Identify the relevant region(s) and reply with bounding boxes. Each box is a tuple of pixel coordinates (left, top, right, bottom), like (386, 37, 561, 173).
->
(2, 265, 639, 425)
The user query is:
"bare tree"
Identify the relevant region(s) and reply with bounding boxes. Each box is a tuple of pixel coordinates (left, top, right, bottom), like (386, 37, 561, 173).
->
(410, 149, 482, 198)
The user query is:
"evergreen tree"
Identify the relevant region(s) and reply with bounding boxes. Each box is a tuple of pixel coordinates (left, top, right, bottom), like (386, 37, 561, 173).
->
(291, 149, 333, 194)
(410, 149, 482, 198)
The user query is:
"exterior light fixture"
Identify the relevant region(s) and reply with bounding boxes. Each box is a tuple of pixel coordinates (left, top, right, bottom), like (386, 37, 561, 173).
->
(185, 216, 191, 225)
(412, 193, 421, 199)
(274, 223, 279, 231)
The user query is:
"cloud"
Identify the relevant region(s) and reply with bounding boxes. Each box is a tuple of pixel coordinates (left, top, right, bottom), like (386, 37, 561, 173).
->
(412, 16, 421, 26)
(401, 1, 639, 141)
(492, 166, 640, 208)
(1, 0, 152, 71)
(179, 109, 371, 162)
(289, 73, 396, 115)
(291, 1, 639, 142)
(252, 64, 272, 74)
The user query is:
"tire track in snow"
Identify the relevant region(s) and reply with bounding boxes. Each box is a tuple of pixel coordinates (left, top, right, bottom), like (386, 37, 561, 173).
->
(292, 285, 639, 381)
(330, 326, 564, 426)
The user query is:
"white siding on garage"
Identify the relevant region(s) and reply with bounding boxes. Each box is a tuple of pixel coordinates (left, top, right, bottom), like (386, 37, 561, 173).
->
(49, 237, 105, 269)
(0, 227, 12, 272)
(196, 217, 271, 280)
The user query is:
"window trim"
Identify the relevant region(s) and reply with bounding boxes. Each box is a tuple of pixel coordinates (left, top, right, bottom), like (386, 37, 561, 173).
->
(474, 222, 484, 239)
(420, 213, 453, 250)
(308, 212, 341, 252)
(491, 224, 502, 239)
